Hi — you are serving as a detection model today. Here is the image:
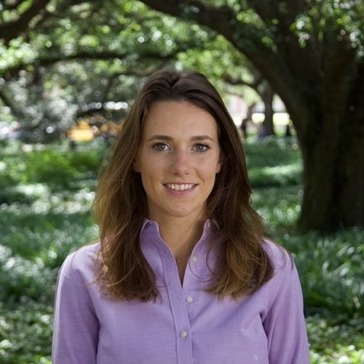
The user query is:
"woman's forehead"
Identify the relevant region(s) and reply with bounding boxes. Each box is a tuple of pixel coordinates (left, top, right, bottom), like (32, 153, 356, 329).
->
(141, 101, 219, 139)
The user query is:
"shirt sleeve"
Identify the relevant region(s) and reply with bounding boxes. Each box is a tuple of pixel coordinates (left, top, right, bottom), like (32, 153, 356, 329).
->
(52, 251, 99, 364)
(263, 251, 310, 364)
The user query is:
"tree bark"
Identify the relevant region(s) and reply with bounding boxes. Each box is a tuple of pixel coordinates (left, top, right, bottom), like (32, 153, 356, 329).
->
(296, 61, 364, 231)
(261, 84, 275, 137)
(299, 113, 364, 231)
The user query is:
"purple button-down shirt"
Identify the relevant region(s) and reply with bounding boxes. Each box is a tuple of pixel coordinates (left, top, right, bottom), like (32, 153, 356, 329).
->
(52, 219, 309, 363)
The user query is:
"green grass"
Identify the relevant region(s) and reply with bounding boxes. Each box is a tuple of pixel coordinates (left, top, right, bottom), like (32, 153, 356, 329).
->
(0, 138, 363, 363)
(0, 141, 102, 363)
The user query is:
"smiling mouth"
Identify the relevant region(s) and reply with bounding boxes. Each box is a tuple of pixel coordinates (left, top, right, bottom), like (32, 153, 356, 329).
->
(164, 183, 196, 191)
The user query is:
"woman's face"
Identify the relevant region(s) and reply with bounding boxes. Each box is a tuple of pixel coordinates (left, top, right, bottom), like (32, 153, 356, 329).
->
(134, 100, 222, 223)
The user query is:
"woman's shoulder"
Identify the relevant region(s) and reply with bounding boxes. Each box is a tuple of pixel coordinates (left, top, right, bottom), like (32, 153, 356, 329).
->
(59, 242, 100, 280)
(259, 239, 304, 312)
(262, 238, 293, 272)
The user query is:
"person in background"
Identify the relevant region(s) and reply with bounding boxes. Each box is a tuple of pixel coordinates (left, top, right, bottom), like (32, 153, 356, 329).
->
(52, 68, 310, 364)
(240, 103, 255, 140)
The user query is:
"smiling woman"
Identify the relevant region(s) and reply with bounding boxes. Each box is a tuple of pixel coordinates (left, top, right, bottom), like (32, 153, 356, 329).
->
(52, 68, 309, 364)
(133, 101, 222, 234)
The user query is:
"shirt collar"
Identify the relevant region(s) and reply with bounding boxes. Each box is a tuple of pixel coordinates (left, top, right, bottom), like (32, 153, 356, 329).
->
(140, 218, 219, 239)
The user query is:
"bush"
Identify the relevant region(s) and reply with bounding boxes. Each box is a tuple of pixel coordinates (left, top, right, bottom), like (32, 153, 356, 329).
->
(0, 143, 104, 194)
(307, 314, 364, 363)
(0, 301, 53, 364)
(0, 244, 55, 303)
(0, 188, 35, 205)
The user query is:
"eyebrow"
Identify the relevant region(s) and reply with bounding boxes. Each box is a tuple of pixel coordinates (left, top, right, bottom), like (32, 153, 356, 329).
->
(146, 135, 216, 142)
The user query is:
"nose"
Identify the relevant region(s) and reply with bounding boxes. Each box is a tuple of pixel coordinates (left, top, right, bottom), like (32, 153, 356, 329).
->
(172, 149, 190, 175)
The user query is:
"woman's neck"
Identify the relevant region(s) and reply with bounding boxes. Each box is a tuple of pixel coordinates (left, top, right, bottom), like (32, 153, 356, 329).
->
(155, 215, 205, 258)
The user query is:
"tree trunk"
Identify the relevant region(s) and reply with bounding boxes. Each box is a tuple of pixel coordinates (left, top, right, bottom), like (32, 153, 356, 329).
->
(299, 130, 364, 231)
(297, 76, 364, 231)
(261, 84, 275, 137)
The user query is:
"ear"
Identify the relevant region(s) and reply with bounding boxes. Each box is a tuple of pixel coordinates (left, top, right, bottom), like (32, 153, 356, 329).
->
(133, 159, 140, 172)
(216, 153, 223, 173)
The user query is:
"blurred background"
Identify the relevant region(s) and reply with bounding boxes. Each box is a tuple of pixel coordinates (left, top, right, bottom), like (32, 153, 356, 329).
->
(0, 1, 363, 363)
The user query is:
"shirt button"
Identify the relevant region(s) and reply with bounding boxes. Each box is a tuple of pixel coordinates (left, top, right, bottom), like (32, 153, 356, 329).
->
(191, 256, 199, 263)
(180, 330, 188, 338)
(185, 295, 193, 303)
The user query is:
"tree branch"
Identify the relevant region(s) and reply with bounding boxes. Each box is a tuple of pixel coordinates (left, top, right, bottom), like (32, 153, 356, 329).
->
(223, 73, 264, 91)
(0, 0, 53, 44)
(0, 87, 24, 119)
(0, 47, 187, 79)
(138, 1, 299, 88)
(1, 0, 25, 12)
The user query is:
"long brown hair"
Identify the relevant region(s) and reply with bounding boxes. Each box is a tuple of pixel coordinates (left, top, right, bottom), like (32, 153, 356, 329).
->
(92, 68, 273, 301)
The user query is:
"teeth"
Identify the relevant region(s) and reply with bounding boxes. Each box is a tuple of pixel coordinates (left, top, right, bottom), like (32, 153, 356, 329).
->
(166, 183, 195, 191)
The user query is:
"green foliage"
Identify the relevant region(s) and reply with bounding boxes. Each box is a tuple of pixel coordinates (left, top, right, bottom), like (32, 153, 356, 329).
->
(0, 142, 101, 305)
(0, 142, 103, 195)
(0, 243, 55, 303)
(290, 0, 364, 49)
(24, 150, 77, 189)
(0, 141, 102, 362)
(245, 138, 303, 187)
(307, 314, 364, 363)
(286, 229, 364, 316)
(0, 301, 52, 364)
(0, 140, 363, 363)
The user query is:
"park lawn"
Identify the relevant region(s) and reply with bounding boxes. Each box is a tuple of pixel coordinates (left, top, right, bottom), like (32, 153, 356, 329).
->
(0, 139, 363, 363)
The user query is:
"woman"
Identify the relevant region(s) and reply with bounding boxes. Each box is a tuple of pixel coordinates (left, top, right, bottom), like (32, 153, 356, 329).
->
(52, 69, 309, 363)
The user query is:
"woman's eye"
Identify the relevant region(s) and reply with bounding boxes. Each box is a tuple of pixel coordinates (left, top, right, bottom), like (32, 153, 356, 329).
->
(152, 143, 169, 152)
(193, 144, 209, 152)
